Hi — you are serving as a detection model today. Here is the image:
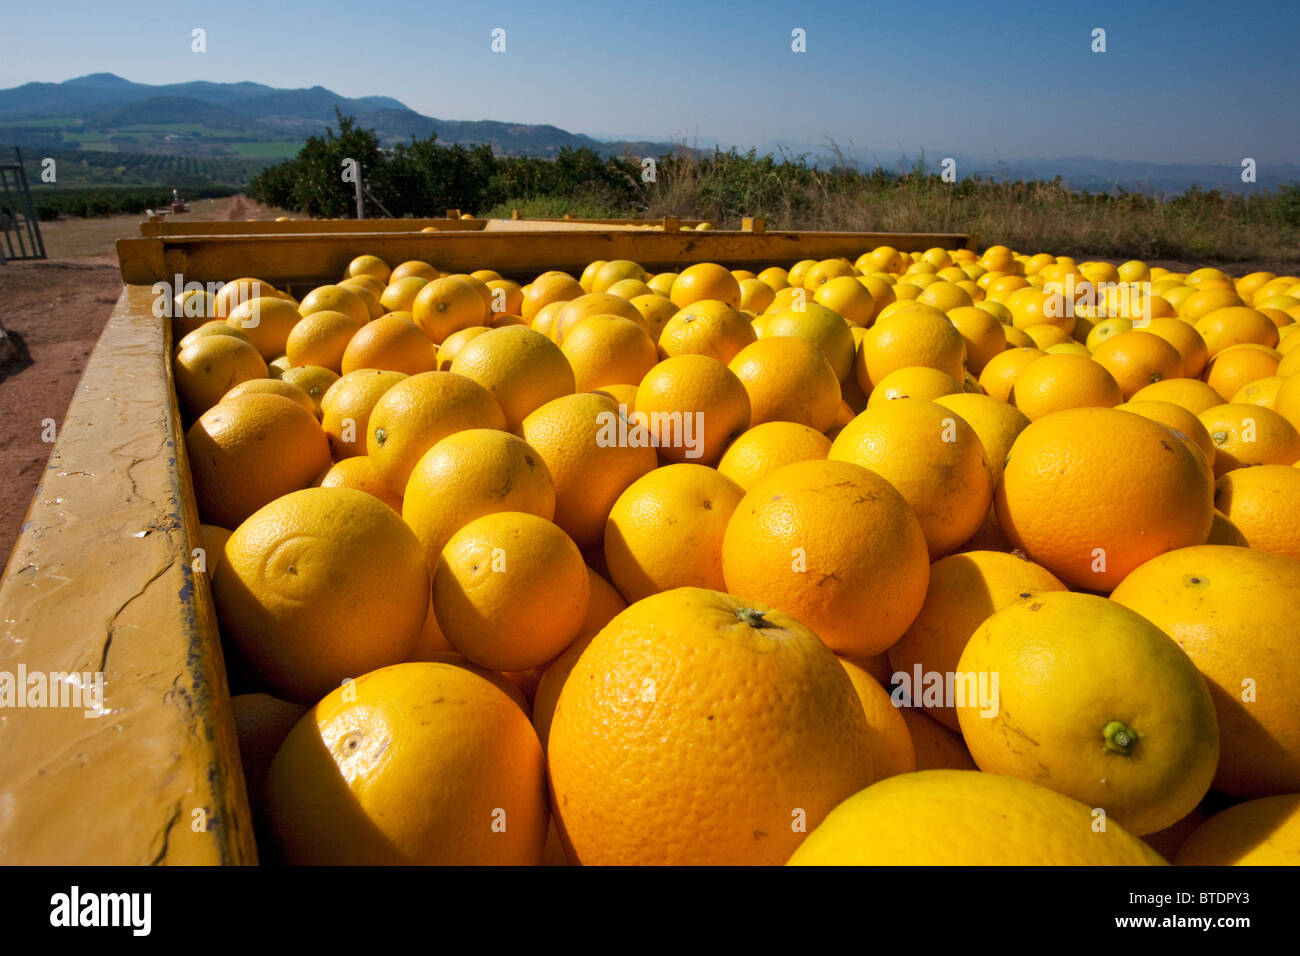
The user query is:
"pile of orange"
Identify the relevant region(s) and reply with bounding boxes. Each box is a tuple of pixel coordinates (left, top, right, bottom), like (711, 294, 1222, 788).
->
(178, 246, 1300, 866)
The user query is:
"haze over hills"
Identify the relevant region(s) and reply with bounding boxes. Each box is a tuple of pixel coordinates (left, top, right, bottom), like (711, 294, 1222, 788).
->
(1, 74, 1296, 195)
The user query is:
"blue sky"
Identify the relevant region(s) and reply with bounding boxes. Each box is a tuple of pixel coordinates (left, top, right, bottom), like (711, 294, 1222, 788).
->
(2, 0, 1297, 165)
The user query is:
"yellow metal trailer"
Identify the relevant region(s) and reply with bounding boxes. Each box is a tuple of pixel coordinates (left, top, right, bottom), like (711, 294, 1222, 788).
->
(0, 220, 974, 864)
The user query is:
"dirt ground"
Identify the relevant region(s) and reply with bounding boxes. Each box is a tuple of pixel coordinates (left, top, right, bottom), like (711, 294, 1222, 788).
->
(0, 195, 286, 568)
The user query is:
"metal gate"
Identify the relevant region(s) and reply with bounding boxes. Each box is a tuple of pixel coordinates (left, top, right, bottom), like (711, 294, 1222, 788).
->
(0, 146, 47, 263)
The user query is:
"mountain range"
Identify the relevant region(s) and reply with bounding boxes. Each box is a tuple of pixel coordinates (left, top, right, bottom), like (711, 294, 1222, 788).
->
(1, 74, 1296, 195)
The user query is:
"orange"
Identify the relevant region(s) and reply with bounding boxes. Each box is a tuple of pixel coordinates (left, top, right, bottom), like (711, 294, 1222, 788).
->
(591, 259, 647, 293)
(278, 365, 339, 416)
(412, 276, 490, 343)
(1010, 287, 1074, 334)
(605, 278, 654, 300)
(1090, 330, 1184, 399)
(337, 278, 384, 320)
(813, 275, 875, 326)
(316, 455, 403, 511)
(173, 334, 268, 417)
(645, 272, 677, 297)
(829, 398, 993, 558)
(657, 300, 756, 363)
(548, 587, 874, 865)
(628, 293, 678, 343)
(433, 325, 490, 370)
(1111, 545, 1300, 797)
(787, 770, 1165, 866)
(1174, 795, 1300, 865)
(230, 693, 307, 810)
(178, 318, 251, 355)
(485, 278, 523, 318)
(224, 296, 302, 361)
(946, 306, 1006, 374)
(804, 258, 857, 289)
(264, 660, 546, 864)
(389, 260, 440, 282)
(1179, 286, 1245, 321)
(738, 277, 776, 313)
(1114, 399, 1218, 473)
(1198, 403, 1300, 476)
(591, 382, 637, 408)
(727, 337, 840, 432)
(761, 286, 806, 316)
(757, 265, 790, 291)
(633, 354, 750, 466)
(213, 487, 427, 702)
(222, 377, 316, 418)
(339, 314, 434, 376)
(520, 392, 657, 548)
(931, 393, 1030, 486)
(552, 292, 645, 344)
(560, 316, 658, 391)
(1202, 343, 1282, 401)
(1001, 325, 1035, 348)
(1009, 353, 1122, 420)
(528, 300, 568, 340)
(604, 464, 745, 602)
(1145, 316, 1210, 377)
(956, 592, 1219, 835)
(976, 347, 1046, 403)
(1207, 509, 1250, 546)
(530, 567, 628, 750)
(578, 260, 607, 292)
(1130, 377, 1224, 415)
(285, 310, 364, 373)
(901, 708, 978, 771)
(379, 276, 431, 313)
(915, 280, 972, 313)
(1213, 464, 1300, 559)
(187, 393, 331, 529)
(1273, 373, 1300, 435)
(886, 551, 1066, 731)
(857, 247, 901, 275)
(366, 371, 507, 495)
(445, 273, 496, 316)
(856, 274, 895, 318)
(1021, 323, 1074, 350)
(721, 459, 929, 656)
(866, 366, 963, 407)
(855, 309, 966, 393)
(298, 284, 369, 327)
(838, 658, 915, 779)
(715, 421, 832, 491)
(346, 254, 390, 284)
(402, 428, 556, 571)
(432, 511, 589, 671)
(449, 326, 575, 430)
(670, 262, 741, 309)
(320, 369, 406, 459)
(211, 278, 283, 318)
(761, 303, 857, 382)
(1194, 306, 1279, 356)
(996, 407, 1214, 590)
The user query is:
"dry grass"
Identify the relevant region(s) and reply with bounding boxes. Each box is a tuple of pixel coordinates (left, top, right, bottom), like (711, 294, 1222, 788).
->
(639, 151, 1300, 273)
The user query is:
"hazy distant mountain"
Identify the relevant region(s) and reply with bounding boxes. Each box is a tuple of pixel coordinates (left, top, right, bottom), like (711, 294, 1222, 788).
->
(0, 73, 683, 159)
(0, 74, 1294, 193)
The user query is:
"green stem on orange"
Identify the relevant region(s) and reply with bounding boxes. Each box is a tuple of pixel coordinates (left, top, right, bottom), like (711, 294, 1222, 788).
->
(1103, 720, 1139, 755)
(736, 607, 776, 630)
